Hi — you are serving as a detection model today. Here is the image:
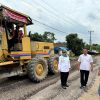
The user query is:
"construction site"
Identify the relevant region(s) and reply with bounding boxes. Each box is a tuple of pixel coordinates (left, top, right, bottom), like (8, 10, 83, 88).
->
(0, 1, 100, 100)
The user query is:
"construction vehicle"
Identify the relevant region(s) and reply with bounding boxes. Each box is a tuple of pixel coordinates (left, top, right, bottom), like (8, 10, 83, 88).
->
(0, 5, 58, 82)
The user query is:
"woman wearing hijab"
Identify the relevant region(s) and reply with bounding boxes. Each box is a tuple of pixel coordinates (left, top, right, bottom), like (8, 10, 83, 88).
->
(58, 50, 71, 89)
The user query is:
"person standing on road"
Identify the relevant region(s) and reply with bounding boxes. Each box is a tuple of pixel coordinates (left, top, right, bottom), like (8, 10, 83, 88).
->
(78, 48, 93, 89)
(58, 50, 71, 89)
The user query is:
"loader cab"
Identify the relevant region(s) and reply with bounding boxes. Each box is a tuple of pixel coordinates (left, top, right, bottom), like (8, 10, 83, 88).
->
(6, 22, 24, 51)
(0, 5, 33, 60)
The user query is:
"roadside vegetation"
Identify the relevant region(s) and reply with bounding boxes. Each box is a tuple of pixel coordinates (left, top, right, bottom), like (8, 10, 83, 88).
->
(29, 32, 100, 57)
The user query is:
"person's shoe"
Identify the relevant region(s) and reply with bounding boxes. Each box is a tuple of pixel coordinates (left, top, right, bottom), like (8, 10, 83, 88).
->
(65, 84, 69, 87)
(83, 85, 87, 89)
(62, 86, 66, 89)
(83, 85, 86, 88)
(80, 86, 84, 89)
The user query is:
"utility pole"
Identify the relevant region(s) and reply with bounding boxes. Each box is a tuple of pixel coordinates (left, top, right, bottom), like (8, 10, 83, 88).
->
(88, 31, 94, 51)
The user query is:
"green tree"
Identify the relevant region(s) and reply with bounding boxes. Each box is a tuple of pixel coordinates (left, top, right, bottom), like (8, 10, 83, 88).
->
(66, 33, 84, 55)
(92, 44, 100, 52)
(30, 32, 43, 42)
(42, 32, 56, 42)
(85, 44, 100, 52)
(30, 32, 56, 43)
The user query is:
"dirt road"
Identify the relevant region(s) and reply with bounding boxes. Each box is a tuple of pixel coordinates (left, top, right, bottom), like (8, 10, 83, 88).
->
(0, 59, 77, 100)
(78, 75, 100, 100)
(0, 56, 99, 100)
(28, 56, 100, 100)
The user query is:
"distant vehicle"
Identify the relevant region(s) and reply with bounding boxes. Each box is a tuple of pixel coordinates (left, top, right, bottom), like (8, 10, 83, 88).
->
(88, 50, 99, 55)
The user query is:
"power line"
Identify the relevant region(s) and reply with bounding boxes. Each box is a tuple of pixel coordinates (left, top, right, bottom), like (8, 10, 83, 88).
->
(32, 18, 67, 34)
(23, 0, 74, 31)
(32, 0, 74, 25)
(0, 2, 67, 34)
(5, 1, 68, 34)
(40, 0, 86, 28)
(4, 0, 87, 35)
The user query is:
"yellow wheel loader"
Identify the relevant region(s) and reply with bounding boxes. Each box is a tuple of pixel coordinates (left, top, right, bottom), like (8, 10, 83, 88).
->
(0, 5, 58, 82)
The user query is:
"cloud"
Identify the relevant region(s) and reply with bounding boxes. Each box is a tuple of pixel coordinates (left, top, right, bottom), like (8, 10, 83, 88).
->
(88, 13, 99, 21)
(0, 0, 100, 44)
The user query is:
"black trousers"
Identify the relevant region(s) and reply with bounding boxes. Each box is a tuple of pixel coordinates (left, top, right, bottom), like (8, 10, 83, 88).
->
(80, 70, 89, 86)
(60, 72, 69, 86)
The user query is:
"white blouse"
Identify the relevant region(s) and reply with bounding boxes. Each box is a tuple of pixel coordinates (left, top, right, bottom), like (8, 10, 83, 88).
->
(58, 55, 71, 72)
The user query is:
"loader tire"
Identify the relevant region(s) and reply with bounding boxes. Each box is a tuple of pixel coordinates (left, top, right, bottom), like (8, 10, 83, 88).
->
(48, 55, 59, 74)
(27, 57, 48, 82)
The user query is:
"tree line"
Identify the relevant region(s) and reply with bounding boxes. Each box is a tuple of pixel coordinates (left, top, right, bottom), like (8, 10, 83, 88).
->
(29, 32, 100, 55)
(29, 32, 56, 43)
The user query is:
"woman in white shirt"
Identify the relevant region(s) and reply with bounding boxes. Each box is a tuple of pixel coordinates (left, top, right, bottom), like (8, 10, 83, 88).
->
(58, 50, 71, 89)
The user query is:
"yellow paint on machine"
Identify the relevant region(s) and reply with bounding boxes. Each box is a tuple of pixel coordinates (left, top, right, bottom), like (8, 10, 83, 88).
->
(22, 37, 31, 52)
(20, 56, 31, 60)
(2, 32, 8, 50)
(31, 41, 54, 55)
(11, 51, 31, 60)
(10, 37, 32, 60)
(0, 61, 13, 66)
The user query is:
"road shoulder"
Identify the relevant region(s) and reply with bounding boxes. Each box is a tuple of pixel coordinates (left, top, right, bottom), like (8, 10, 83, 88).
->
(78, 74, 100, 100)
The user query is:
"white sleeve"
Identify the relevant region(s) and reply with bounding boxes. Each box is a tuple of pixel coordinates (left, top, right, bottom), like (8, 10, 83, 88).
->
(58, 56, 61, 71)
(68, 56, 71, 68)
(90, 55, 93, 63)
(78, 56, 81, 62)
(68, 60, 71, 68)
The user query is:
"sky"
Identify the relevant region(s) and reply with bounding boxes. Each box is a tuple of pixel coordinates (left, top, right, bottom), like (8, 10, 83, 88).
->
(0, 0, 100, 44)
